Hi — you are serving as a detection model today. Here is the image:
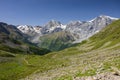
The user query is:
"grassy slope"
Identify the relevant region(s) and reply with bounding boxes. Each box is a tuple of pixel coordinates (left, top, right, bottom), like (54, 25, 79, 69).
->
(0, 20, 120, 80)
(90, 20, 120, 49)
(39, 31, 75, 51)
(25, 20, 120, 80)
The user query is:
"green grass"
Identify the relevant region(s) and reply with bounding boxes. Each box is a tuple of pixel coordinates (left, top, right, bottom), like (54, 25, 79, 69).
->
(0, 54, 37, 80)
(0, 53, 71, 80)
(76, 69, 96, 77)
(0, 50, 15, 57)
(0, 44, 120, 80)
(90, 20, 120, 49)
(0, 45, 24, 54)
(54, 75, 73, 80)
(0, 20, 120, 80)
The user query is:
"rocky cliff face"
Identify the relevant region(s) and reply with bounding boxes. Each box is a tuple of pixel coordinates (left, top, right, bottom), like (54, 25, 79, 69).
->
(66, 15, 118, 43)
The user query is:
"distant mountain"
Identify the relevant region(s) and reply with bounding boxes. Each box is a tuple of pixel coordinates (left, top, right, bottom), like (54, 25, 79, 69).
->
(17, 25, 43, 43)
(66, 15, 119, 43)
(41, 20, 66, 34)
(38, 31, 76, 51)
(17, 25, 42, 34)
(16, 15, 119, 51)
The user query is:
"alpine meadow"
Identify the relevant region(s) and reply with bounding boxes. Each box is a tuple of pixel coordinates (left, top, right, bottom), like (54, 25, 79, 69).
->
(0, 0, 120, 80)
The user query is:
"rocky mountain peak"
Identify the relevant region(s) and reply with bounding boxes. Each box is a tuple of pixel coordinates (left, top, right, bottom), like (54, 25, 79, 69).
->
(44, 20, 61, 28)
(16, 15, 119, 43)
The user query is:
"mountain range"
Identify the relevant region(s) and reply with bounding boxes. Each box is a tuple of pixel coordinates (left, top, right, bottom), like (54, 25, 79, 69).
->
(0, 15, 119, 51)
(0, 15, 120, 80)
(17, 15, 118, 50)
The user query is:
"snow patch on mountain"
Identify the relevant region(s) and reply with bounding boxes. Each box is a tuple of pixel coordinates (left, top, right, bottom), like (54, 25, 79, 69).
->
(66, 15, 119, 43)
(17, 15, 119, 43)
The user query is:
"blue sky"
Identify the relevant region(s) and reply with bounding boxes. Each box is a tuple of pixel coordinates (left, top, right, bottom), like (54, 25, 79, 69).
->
(0, 0, 119, 26)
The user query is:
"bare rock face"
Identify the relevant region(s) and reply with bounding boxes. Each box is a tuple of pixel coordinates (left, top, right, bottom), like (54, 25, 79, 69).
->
(66, 15, 118, 43)
(41, 20, 66, 34)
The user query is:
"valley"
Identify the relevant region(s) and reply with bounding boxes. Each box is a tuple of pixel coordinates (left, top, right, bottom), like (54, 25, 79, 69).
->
(0, 17, 120, 80)
(21, 20, 120, 80)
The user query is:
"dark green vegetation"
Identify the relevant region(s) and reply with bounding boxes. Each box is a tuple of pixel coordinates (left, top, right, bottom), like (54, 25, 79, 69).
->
(39, 31, 76, 51)
(0, 22, 50, 55)
(0, 20, 120, 80)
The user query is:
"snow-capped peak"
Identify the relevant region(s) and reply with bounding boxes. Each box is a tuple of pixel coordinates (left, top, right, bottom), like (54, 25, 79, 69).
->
(17, 25, 32, 29)
(60, 24, 66, 29)
(44, 20, 61, 27)
(89, 15, 119, 22)
(104, 16, 119, 20)
(89, 18, 97, 22)
(17, 25, 42, 34)
(98, 15, 118, 20)
(17, 25, 33, 33)
(17, 15, 119, 43)
(69, 21, 82, 24)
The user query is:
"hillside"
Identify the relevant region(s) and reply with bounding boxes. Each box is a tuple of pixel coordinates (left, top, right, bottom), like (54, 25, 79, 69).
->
(0, 20, 119, 80)
(0, 22, 50, 55)
(90, 20, 120, 49)
(0, 22, 28, 53)
(38, 31, 76, 51)
(21, 20, 120, 80)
